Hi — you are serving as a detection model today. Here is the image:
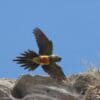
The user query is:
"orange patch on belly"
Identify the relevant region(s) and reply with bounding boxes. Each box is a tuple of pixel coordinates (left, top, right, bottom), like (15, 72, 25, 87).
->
(40, 56, 50, 65)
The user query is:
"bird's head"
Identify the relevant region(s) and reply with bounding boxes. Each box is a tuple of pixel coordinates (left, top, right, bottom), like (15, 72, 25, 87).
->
(49, 55, 62, 62)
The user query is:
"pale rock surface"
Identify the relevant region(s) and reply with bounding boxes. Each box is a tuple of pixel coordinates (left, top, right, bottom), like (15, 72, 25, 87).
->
(0, 69, 100, 100)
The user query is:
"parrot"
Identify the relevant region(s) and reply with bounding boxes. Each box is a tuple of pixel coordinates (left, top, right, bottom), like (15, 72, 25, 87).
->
(13, 28, 66, 82)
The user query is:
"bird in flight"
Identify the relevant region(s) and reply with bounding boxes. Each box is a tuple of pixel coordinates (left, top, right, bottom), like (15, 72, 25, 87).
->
(13, 28, 66, 82)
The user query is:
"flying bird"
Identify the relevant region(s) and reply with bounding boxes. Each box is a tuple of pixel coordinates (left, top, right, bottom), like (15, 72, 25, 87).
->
(13, 28, 66, 82)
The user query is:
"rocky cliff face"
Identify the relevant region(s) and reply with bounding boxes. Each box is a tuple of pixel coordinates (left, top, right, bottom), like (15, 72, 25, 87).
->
(0, 69, 100, 100)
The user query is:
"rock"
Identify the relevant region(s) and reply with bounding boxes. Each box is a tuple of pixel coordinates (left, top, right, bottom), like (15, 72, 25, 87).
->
(72, 74, 97, 95)
(85, 85, 100, 100)
(11, 75, 78, 100)
(0, 69, 99, 100)
(0, 79, 15, 100)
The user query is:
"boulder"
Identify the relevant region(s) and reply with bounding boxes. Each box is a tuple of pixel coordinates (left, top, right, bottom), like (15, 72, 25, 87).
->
(0, 69, 100, 100)
(11, 75, 78, 100)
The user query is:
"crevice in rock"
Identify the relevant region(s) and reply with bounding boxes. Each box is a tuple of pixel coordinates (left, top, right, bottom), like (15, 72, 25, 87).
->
(11, 87, 24, 99)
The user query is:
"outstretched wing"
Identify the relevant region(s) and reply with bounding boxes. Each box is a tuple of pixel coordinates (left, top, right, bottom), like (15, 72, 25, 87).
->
(13, 50, 39, 71)
(33, 28, 53, 55)
(42, 63, 66, 82)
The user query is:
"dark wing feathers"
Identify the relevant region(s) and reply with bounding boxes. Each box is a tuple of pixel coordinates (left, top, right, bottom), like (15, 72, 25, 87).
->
(13, 50, 39, 71)
(42, 63, 66, 81)
(14, 28, 66, 82)
(33, 28, 53, 55)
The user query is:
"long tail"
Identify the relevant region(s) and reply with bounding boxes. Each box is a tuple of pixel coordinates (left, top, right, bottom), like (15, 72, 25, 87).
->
(13, 50, 39, 71)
